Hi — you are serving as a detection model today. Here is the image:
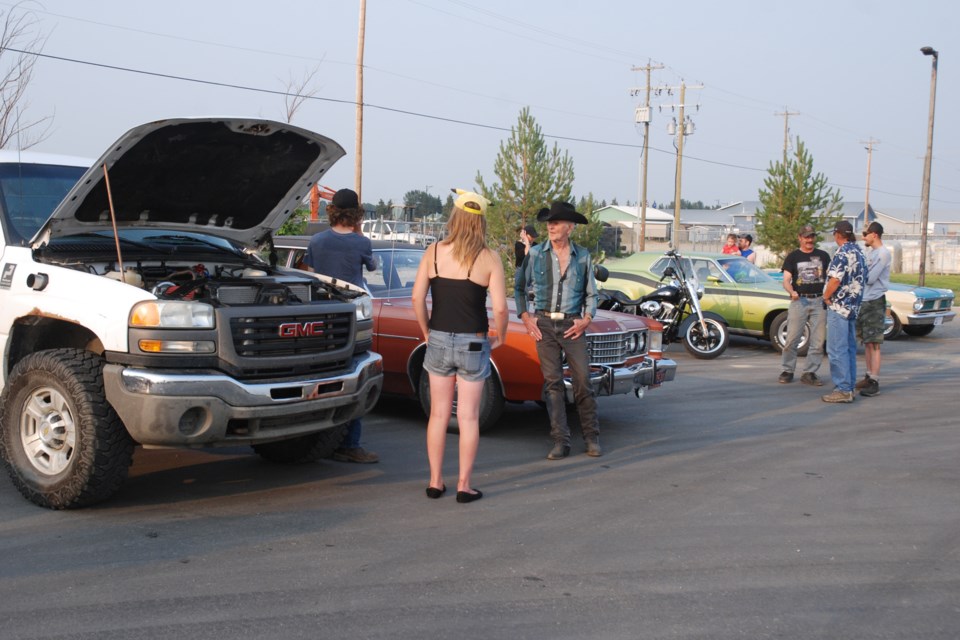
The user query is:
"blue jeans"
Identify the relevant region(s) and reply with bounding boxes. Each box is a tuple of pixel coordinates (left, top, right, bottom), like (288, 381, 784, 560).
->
(340, 418, 362, 449)
(826, 309, 858, 392)
(780, 298, 826, 374)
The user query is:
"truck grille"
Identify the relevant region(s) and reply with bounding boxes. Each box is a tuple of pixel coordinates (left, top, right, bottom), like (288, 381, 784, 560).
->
(231, 312, 352, 357)
(217, 284, 312, 305)
(586, 331, 642, 365)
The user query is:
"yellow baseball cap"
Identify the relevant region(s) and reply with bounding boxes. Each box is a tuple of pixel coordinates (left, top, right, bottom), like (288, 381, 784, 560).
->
(451, 188, 489, 216)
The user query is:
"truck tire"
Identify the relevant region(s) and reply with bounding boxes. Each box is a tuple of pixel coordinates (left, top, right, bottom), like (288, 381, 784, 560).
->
(252, 424, 348, 463)
(418, 370, 504, 434)
(0, 349, 134, 509)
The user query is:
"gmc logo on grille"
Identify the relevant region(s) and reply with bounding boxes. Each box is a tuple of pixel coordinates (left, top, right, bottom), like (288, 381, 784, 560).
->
(278, 321, 326, 337)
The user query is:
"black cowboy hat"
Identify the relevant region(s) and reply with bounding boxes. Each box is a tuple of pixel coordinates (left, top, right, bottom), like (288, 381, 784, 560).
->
(537, 201, 588, 225)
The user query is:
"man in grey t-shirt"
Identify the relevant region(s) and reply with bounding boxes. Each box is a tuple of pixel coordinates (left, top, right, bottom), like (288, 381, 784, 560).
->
(855, 221, 891, 397)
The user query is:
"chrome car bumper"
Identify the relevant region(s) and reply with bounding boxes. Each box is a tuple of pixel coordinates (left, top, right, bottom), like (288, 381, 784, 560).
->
(563, 356, 677, 403)
(103, 352, 383, 447)
(906, 310, 955, 325)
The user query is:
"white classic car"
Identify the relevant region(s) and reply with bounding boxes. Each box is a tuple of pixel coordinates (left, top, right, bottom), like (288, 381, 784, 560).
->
(884, 283, 955, 339)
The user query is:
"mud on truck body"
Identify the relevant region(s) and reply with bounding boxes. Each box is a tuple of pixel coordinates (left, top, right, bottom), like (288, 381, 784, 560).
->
(0, 118, 383, 508)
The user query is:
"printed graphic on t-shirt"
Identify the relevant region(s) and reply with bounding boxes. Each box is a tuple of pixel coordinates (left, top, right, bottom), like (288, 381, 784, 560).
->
(796, 257, 825, 286)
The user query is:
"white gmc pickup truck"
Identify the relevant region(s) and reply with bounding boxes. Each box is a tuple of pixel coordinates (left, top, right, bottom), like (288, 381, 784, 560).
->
(0, 118, 383, 508)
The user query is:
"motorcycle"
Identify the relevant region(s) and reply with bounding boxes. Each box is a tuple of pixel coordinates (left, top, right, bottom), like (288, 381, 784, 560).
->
(597, 249, 729, 359)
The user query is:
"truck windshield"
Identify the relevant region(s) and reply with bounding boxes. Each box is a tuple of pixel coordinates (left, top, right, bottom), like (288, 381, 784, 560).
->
(0, 163, 87, 245)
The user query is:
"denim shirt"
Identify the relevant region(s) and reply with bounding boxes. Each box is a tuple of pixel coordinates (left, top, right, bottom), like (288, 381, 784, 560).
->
(514, 240, 597, 319)
(826, 241, 866, 319)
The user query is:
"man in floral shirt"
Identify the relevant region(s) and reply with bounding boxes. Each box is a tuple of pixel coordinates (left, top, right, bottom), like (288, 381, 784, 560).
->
(821, 220, 866, 403)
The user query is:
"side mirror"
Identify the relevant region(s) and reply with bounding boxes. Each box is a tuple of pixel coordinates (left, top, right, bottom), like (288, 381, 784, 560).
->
(593, 264, 609, 283)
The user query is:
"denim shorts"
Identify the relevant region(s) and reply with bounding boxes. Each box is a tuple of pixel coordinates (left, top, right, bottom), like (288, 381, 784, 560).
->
(856, 296, 886, 344)
(423, 331, 491, 382)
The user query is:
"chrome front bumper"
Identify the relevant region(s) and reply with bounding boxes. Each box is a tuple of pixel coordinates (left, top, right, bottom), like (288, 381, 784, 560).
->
(103, 352, 383, 447)
(906, 310, 955, 326)
(563, 356, 677, 403)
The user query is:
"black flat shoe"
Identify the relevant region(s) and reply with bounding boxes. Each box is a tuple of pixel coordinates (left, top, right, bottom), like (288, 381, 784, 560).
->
(456, 489, 483, 504)
(425, 485, 446, 499)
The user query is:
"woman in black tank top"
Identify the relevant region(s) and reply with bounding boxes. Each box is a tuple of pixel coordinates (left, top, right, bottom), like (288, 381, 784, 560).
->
(412, 189, 508, 504)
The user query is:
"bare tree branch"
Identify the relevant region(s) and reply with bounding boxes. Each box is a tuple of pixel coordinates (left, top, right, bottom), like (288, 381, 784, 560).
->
(0, 2, 52, 149)
(281, 61, 324, 124)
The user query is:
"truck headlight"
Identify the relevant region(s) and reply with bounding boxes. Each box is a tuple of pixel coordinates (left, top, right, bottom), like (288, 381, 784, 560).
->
(355, 295, 373, 320)
(130, 301, 215, 328)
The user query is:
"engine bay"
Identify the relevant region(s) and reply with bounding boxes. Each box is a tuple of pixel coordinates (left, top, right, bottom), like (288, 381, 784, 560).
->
(34, 234, 358, 307)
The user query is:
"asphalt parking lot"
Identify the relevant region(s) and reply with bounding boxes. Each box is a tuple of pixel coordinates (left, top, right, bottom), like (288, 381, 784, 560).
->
(1, 322, 958, 639)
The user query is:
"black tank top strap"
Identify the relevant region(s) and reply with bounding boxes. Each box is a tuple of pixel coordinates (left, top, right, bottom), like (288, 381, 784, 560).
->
(432, 242, 440, 277)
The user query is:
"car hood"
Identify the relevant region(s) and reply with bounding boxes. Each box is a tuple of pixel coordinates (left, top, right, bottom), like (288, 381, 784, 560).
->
(888, 282, 953, 298)
(32, 117, 345, 247)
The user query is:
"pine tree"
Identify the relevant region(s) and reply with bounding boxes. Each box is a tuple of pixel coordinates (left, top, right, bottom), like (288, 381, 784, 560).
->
(475, 107, 577, 276)
(755, 139, 843, 259)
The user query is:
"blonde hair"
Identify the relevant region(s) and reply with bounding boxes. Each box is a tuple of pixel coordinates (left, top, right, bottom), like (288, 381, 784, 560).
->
(443, 205, 487, 268)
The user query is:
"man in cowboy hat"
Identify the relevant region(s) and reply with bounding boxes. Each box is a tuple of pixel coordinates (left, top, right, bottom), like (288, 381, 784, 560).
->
(514, 201, 601, 459)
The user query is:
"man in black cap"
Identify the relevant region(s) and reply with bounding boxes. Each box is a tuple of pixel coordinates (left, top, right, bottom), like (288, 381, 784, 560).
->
(778, 224, 831, 385)
(821, 220, 866, 403)
(514, 201, 601, 459)
(856, 221, 891, 397)
(515, 223, 539, 268)
(304, 188, 380, 462)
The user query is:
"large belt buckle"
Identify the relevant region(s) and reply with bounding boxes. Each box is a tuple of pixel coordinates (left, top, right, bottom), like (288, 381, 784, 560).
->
(548, 311, 565, 320)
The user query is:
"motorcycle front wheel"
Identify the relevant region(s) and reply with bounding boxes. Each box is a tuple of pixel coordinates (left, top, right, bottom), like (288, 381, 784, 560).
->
(682, 317, 729, 359)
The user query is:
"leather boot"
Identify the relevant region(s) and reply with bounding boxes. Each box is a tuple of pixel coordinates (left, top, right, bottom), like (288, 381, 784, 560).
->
(546, 442, 571, 460)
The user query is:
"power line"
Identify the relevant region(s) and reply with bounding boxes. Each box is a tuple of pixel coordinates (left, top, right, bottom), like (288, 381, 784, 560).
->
(13, 48, 960, 206)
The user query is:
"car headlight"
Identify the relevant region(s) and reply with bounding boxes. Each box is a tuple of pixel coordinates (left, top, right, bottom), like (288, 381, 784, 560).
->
(624, 332, 646, 354)
(130, 301, 215, 328)
(355, 294, 373, 320)
(913, 298, 924, 312)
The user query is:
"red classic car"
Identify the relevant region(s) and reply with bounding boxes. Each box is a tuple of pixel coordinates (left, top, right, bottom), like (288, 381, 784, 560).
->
(273, 237, 677, 431)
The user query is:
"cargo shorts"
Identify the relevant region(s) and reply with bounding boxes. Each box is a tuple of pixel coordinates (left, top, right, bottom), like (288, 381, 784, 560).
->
(856, 296, 886, 344)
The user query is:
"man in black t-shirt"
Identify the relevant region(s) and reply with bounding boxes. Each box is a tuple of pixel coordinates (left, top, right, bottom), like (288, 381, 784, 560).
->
(778, 224, 832, 385)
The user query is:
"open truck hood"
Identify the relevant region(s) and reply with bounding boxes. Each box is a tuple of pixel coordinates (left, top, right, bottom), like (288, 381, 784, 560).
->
(32, 117, 345, 247)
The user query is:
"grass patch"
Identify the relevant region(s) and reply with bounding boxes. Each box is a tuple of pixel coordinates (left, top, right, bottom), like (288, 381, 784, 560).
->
(891, 273, 959, 294)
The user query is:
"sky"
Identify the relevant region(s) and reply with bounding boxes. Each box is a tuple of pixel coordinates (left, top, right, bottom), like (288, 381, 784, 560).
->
(9, 0, 960, 218)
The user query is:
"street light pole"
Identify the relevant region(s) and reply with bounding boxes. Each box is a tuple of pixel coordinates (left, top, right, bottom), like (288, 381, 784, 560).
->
(918, 46, 938, 286)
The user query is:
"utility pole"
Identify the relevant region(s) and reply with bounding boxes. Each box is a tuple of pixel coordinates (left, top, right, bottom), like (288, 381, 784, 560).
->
(660, 81, 702, 248)
(774, 108, 800, 164)
(354, 0, 367, 197)
(861, 138, 879, 223)
(630, 60, 663, 251)
(918, 46, 939, 287)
